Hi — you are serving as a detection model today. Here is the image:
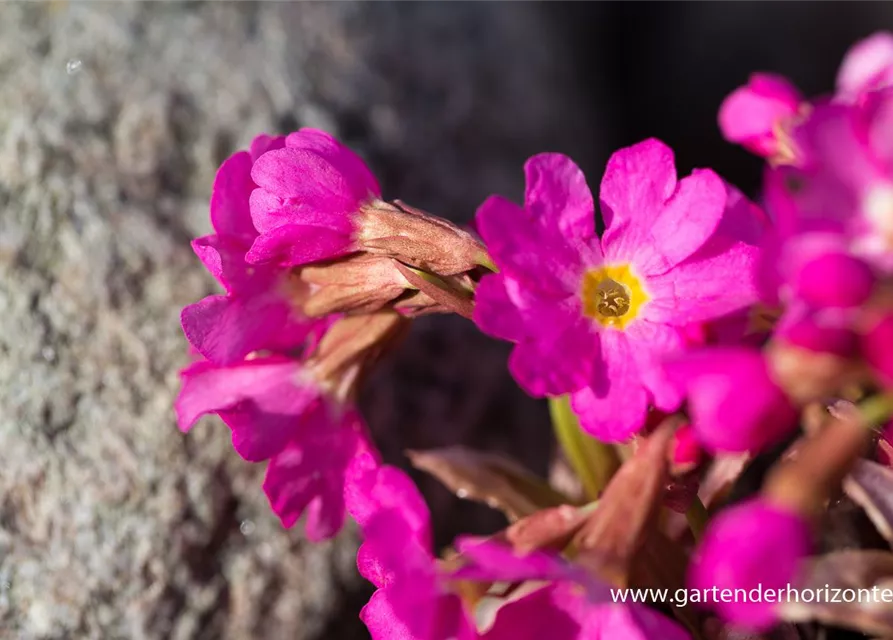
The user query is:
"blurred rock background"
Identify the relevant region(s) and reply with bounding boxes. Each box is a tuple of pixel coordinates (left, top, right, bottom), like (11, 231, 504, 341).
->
(0, 2, 891, 639)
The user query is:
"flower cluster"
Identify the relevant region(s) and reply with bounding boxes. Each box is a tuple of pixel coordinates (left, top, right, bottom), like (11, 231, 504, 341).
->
(175, 31, 893, 640)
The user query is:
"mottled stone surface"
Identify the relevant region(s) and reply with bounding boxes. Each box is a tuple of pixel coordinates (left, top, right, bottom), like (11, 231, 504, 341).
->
(0, 2, 594, 638)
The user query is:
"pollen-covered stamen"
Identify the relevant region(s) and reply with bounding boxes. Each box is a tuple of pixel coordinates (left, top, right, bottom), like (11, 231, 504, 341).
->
(594, 279, 631, 317)
(582, 264, 649, 330)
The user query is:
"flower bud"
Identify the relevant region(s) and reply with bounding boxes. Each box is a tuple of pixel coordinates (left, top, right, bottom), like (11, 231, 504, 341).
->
(357, 200, 488, 276)
(689, 498, 812, 630)
(793, 251, 875, 309)
(664, 348, 798, 454)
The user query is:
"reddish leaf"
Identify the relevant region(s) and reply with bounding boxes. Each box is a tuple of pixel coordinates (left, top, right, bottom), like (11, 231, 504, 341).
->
(505, 504, 590, 553)
(571, 420, 678, 587)
(406, 447, 575, 521)
(844, 459, 893, 547)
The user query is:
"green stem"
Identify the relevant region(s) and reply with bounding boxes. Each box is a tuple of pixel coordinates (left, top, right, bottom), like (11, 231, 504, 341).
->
(684, 495, 709, 541)
(857, 393, 893, 429)
(548, 395, 621, 500)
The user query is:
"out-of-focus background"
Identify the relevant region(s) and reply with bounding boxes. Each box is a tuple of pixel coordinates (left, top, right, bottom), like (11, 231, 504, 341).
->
(0, 2, 889, 638)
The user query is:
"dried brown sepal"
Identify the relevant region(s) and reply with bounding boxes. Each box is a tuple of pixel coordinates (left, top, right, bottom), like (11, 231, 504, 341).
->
(570, 419, 679, 588)
(357, 200, 488, 276)
(779, 550, 893, 636)
(505, 504, 590, 554)
(698, 454, 750, 510)
(394, 262, 475, 320)
(298, 254, 410, 317)
(764, 401, 872, 517)
(844, 459, 893, 547)
(766, 341, 868, 406)
(406, 446, 575, 521)
(630, 529, 702, 638)
(306, 310, 409, 400)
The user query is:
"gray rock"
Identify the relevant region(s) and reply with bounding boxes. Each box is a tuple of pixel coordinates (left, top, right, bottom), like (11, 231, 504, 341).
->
(0, 2, 595, 638)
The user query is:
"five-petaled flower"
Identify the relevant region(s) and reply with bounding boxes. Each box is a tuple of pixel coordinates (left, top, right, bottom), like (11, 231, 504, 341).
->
(473, 140, 764, 441)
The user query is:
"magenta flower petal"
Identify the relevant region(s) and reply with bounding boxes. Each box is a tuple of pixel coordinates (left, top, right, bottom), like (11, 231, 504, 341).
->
(689, 498, 812, 630)
(263, 412, 369, 541)
(345, 462, 431, 541)
(248, 133, 286, 162)
(507, 316, 599, 397)
(778, 312, 859, 357)
(180, 287, 311, 365)
(625, 320, 686, 411)
(644, 181, 763, 325)
(360, 588, 414, 640)
(349, 463, 476, 640)
(471, 275, 527, 342)
(643, 240, 761, 326)
(248, 187, 355, 233)
(485, 584, 581, 640)
(453, 536, 573, 583)
(718, 73, 802, 157)
(599, 138, 677, 262)
(570, 332, 649, 441)
(793, 251, 876, 308)
(191, 234, 225, 288)
(475, 270, 599, 397)
(245, 223, 354, 266)
(174, 357, 320, 461)
(601, 140, 727, 275)
(250, 147, 365, 210)
(358, 507, 432, 588)
(361, 585, 475, 640)
(453, 538, 690, 640)
(638, 168, 728, 275)
(836, 31, 893, 102)
(210, 150, 261, 241)
(475, 194, 591, 295)
(599, 602, 693, 640)
(664, 348, 798, 454)
(285, 128, 381, 200)
(524, 153, 596, 240)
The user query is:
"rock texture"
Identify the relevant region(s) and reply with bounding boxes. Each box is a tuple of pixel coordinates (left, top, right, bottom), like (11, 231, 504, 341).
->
(0, 3, 596, 638)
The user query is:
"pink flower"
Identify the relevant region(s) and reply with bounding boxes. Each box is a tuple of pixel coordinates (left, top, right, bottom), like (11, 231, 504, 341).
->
(836, 32, 893, 103)
(473, 141, 764, 441)
(346, 460, 476, 640)
(689, 498, 812, 630)
(182, 134, 320, 365)
(664, 347, 798, 453)
(719, 73, 804, 161)
(246, 128, 381, 266)
(454, 538, 691, 640)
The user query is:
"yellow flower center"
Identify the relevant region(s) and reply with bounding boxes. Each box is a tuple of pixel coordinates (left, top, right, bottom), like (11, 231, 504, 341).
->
(581, 264, 649, 330)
